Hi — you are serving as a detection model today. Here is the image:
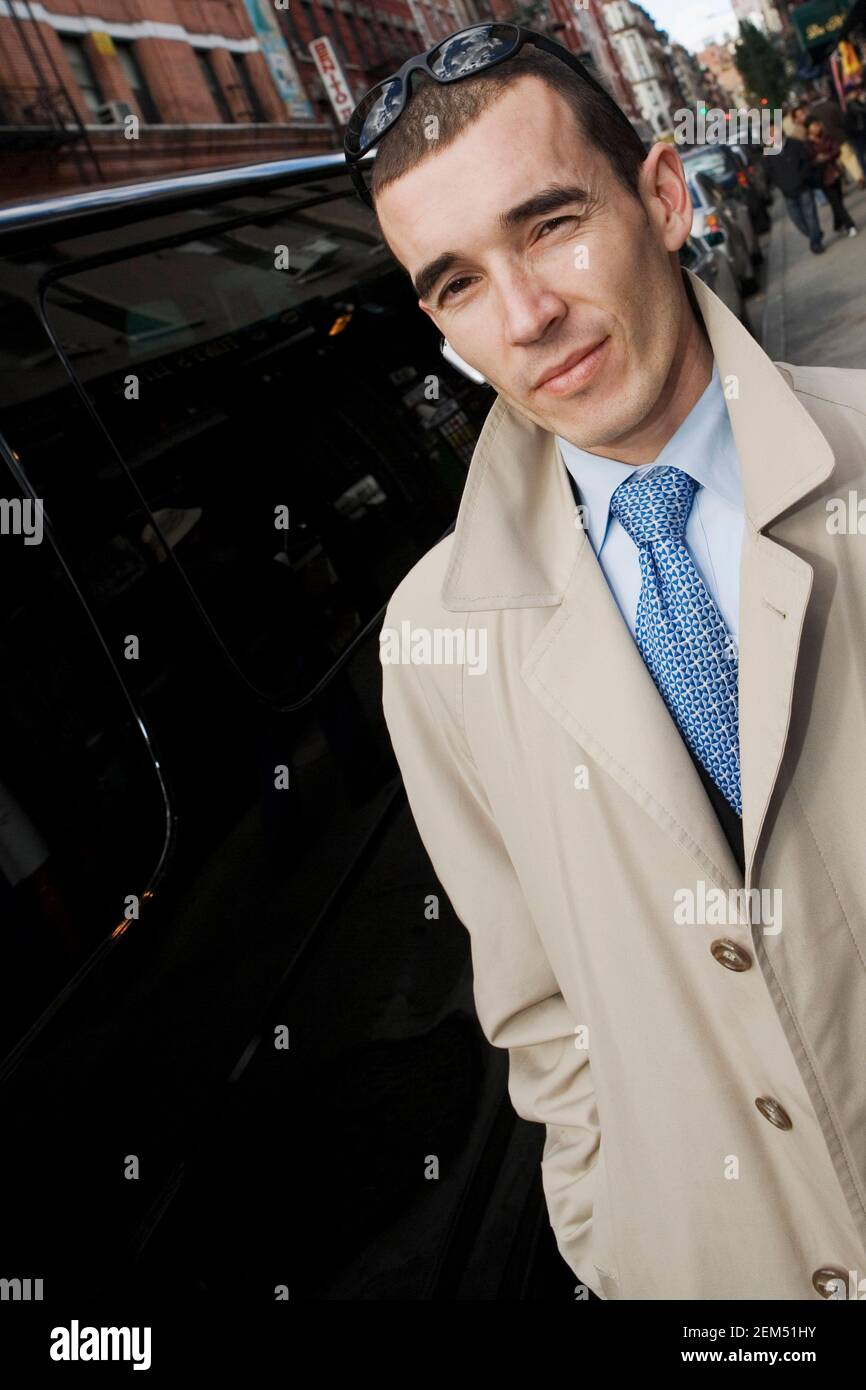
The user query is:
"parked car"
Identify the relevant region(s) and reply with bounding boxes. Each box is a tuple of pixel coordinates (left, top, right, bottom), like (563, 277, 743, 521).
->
(730, 140, 773, 206)
(678, 234, 748, 327)
(686, 168, 761, 296)
(0, 153, 580, 1303)
(681, 142, 771, 237)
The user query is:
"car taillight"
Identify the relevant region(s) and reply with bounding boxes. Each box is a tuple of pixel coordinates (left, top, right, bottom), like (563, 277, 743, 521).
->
(737, 170, 749, 186)
(706, 212, 721, 230)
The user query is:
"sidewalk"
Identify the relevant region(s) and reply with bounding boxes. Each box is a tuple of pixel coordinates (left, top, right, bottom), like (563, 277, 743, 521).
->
(762, 180, 866, 368)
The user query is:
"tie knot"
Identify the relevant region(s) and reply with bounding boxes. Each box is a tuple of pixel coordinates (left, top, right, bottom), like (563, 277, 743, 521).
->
(609, 465, 698, 546)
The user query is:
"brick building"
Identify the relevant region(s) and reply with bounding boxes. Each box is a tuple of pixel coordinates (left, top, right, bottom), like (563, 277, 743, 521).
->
(0, 0, 644, 204)
(696, 40, 746, 106)
(0, 0, 474, 201)
(602, 0, 686, 137)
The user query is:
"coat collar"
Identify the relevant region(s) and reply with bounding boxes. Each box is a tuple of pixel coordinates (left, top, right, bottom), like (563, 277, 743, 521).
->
(439, 268, 837, 892)
(440, 268, 835, 613)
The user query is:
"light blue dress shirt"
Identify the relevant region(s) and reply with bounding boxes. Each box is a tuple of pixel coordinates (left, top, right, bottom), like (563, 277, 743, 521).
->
(556, 365, 744, 642)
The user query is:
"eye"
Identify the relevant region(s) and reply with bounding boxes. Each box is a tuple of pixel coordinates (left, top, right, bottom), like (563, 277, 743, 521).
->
(536, 215, 576, 238)
(441, 276, 475, 302)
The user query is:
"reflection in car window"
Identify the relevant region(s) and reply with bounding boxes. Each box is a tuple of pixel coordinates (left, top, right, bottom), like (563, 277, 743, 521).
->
(40, 188, 492, 702)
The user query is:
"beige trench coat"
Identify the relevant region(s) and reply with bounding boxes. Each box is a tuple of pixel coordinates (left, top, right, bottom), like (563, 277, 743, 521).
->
(379, 269, 866, 1300)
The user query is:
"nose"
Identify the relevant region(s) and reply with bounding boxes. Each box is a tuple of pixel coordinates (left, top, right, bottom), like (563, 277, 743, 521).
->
(493, 260, 568, 348)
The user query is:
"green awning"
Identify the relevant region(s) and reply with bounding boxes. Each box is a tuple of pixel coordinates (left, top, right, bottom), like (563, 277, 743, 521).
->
(791, 0, 855, 49)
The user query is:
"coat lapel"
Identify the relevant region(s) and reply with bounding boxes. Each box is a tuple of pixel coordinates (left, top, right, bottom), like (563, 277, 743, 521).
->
(440, 269, 836, 892)
(521, 490, 747, 888)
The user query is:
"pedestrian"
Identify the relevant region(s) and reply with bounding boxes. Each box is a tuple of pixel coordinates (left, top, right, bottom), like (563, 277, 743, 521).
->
(782, 103, 808, 139)
(844, 79, 866, 183)
(807, 118, 858, 236)
(764, 117, 824, 251)
(346, 24, 866, 1300)
(807, 85, 866, 189)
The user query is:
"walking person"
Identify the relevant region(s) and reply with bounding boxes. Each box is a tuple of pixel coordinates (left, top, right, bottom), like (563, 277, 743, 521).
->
(345, 23, 866, 1300)
(765, 115, 824, 252)
(782, 103, 808, 139)
(807, 118, 858, 237)
(807, 84, 866, 189)
(845, 79, 866, 184)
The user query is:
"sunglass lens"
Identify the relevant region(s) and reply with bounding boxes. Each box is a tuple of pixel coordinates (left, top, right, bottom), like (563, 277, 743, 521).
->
(428, 23, 517, 80)
(352, 78, 404, 153)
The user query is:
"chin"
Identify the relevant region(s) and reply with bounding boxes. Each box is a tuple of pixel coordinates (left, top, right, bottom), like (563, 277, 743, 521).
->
(549, 392, 638, 451)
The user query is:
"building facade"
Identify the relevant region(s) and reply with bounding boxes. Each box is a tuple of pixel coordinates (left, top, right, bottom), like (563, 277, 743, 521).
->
(0, 0, 700, 203)
(601, 0, 685, 135)
(0, 0, 470, 200)
(669, 41, 705, 109)
(731, 0, 785, 36)
(696, 39, 746, 105)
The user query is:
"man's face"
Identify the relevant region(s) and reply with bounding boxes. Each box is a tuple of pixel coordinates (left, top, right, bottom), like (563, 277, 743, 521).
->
(375, 76, 693, 451)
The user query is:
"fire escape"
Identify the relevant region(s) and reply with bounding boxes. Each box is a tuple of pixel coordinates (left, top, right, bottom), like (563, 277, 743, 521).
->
(0, 0, 103, 183)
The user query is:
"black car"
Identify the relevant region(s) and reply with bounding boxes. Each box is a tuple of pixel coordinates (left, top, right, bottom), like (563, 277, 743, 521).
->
(0, 153, 585, 1305)
(0, 151, 739, 1311)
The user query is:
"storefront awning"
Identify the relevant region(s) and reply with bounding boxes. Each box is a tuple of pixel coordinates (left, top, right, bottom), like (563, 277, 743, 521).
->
(791, 0, 855, 50)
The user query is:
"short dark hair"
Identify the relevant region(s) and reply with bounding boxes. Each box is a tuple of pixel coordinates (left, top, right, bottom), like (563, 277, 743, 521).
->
(369, 45, 647, 219)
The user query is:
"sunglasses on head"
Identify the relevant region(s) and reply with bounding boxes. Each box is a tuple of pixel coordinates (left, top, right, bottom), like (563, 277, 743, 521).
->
(343, 22, 626, 210)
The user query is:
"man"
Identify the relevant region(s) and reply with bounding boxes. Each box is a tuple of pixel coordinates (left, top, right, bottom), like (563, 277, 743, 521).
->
(346, 26, 866, 1300)
(782, 103, 808, 139)
(766, 111, 824, 253)
(807, 84, 866, 190)
(806, 117, 858, 237)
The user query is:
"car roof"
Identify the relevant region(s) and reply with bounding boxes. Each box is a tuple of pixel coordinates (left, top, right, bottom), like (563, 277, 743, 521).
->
(680, 144, 734, 159)
(0, 150, 371, 237)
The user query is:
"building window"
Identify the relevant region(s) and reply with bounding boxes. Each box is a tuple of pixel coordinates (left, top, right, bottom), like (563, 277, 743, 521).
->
(59, 36, 104, 118)
(378, 20, 403, 63)
(282, 7, 306, 57)
(341, 7, 369, 64)
(196, 50, 234, 123)
(300, 2, 320, 42)
(115, 42, 161, 124)
(232, 53, 265, 122)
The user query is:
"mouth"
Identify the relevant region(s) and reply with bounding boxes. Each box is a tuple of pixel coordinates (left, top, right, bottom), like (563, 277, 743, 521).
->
(534, 337, 609, 397)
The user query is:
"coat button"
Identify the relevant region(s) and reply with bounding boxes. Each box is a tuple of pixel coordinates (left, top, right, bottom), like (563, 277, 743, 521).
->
(710, 937, 752, 971)
(812, 1266, 849, 1298)
(755, 1095, 793, 1129)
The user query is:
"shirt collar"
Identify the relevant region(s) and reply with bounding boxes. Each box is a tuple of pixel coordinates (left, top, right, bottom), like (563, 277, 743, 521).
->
(555, 364, 744, 555)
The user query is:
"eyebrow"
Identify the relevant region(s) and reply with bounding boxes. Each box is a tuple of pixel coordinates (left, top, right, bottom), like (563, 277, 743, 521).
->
(412, 182, 593, 302)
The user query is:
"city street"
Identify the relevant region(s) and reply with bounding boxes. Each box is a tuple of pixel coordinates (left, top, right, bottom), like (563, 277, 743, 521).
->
(761, 180, 866, 369)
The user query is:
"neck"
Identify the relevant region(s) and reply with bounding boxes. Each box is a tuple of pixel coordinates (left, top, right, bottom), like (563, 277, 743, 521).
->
(585, 278, 714, 467)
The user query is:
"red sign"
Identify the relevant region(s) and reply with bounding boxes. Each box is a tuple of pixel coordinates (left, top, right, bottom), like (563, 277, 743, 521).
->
(309, 36, 353, 125)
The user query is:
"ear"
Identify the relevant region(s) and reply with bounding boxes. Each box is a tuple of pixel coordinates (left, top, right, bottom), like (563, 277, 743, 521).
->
(638, 142, 693, 254)
(418, 299, 441, 332)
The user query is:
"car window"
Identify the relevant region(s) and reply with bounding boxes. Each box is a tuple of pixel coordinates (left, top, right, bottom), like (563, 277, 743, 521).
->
(687, 178, 707, 209)
(0, 461, 170, 1058)
(683, 149, 731, 183)
(38, 183, 491, 703)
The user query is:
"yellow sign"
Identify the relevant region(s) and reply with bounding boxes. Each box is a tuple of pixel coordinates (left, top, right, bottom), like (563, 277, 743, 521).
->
(92, 31, 116, 55)
(840, 40, 862, 77)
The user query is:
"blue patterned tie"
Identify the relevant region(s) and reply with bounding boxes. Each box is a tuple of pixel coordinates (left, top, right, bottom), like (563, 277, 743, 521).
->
(608, 465, 742, 816)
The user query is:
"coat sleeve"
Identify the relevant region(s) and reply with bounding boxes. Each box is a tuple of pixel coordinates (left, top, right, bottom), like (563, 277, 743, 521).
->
(379, 590, 606, 1298)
